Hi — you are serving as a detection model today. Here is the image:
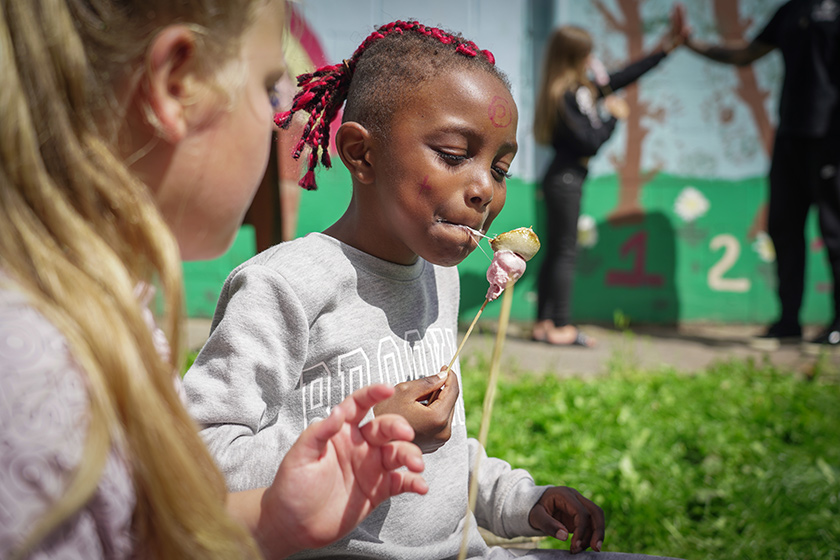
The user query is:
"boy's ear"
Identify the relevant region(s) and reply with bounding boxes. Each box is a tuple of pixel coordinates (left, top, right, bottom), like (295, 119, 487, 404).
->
(335, 122, 375, 185)
(140, 25, 198, 142)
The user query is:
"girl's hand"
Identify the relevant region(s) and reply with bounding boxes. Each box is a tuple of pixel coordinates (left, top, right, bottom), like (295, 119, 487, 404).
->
(255, 384, 427, 556)
(662, 3, 691, 53)
(603, 95, 630, 120)
(373, 367, 460, 453)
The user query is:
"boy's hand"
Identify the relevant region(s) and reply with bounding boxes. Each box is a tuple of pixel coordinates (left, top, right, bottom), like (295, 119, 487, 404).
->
(373, 367, 459, 453)
(528, 486, 606, 554)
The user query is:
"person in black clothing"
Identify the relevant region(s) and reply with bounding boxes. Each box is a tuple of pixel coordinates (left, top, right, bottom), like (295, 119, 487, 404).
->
(532, 10, 687, 347)
(685, 0, 840, 350)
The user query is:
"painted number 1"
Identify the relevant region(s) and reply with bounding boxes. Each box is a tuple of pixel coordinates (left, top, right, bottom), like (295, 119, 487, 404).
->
(606, 231, 664, 287)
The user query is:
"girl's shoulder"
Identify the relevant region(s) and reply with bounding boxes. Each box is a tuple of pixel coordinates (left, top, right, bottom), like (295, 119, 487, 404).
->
(0, 284, 135, 558)
(572, 85, 595, 106)
(0, 283, 72, 377)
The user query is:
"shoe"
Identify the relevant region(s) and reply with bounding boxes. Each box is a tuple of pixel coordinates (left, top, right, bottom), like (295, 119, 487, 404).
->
(749, 322, 801, 351)
(802, 326, 840, 355)
(532, 325, 595, 348)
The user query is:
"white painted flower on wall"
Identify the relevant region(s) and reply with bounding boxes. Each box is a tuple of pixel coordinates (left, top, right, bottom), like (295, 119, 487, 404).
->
(674, 186, 710, 223)
(752, 231, 775, 263)
(577, 214, 598, 248)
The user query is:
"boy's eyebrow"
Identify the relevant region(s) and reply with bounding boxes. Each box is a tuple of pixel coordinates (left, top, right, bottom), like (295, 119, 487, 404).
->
(500, 140, 518, 155)
(433, 123, 518, 154)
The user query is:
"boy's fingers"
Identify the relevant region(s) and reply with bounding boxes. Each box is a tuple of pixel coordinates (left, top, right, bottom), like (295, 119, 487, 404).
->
(564, 487, 605, 552)
(427, 368, 460, 408)
(529, 504, 569, 541)
(417, 372, 447, 393)
(561, 491, 594, 553)
(569, 510, 593, 554)
(583, 496, 605, 552)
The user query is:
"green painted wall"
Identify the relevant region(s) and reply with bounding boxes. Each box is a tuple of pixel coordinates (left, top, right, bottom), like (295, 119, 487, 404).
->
(183, 165, 832, 326)
(183, 226, 256, 319)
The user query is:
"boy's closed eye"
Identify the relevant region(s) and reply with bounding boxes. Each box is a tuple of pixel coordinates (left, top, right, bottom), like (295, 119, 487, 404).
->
(435, 150, 467, 166)
(492, 165, 512, 181)
(435, 150, 512, 182)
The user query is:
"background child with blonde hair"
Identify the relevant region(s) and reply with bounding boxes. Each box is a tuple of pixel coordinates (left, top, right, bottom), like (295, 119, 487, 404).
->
(186, 20, 683, 560)
(0, 1, 427, 558)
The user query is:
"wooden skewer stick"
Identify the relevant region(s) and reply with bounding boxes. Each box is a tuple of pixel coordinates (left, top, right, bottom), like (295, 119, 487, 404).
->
(428, 298, 488, 404)
(446, 298, 488, 373)
(457, 281, 515, 560)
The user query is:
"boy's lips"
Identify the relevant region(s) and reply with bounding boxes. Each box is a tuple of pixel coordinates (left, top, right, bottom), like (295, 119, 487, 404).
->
(438, 218, 485, 236)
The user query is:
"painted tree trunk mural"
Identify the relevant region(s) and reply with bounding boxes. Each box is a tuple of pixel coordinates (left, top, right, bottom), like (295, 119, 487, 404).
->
(712, 0, 774, 238)
(594, 0, 662, 225)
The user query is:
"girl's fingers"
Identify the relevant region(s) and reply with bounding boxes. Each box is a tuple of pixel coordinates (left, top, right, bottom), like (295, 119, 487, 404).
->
(379, 440, 424, 473)
(359, 413, 416, 446)
(337, 383, 396, 423)
(296, 404, 346, 457)
(389, 470, 429, 496)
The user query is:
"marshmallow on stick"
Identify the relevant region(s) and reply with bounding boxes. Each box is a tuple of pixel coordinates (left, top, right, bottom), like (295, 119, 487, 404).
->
(485, 227, 540, 301)
(439, 227, 541, 378)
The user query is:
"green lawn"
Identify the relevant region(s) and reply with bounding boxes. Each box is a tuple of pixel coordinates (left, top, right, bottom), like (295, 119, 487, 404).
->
(183, 345, 839, 558)
(461, 355, 840, 560)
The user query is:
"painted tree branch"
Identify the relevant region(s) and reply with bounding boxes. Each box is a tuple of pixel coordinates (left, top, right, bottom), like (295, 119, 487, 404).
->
(594, 0, 628, 34)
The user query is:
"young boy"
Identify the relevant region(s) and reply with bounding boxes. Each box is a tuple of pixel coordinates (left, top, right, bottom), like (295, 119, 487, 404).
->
(186, 21, 680, 560)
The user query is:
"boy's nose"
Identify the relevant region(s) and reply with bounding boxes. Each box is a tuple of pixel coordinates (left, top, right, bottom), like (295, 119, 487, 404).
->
(466, 173, 494, 209)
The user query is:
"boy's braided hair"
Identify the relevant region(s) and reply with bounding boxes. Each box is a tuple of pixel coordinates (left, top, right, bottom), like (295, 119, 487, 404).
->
(275, 20, 509, 190)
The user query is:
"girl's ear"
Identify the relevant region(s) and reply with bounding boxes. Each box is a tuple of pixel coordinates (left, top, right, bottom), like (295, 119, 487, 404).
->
(140, 25, 198, 142)
(335, 122, 375, 185)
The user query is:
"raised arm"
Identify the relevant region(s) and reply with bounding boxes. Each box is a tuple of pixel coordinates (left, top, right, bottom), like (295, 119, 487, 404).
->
(601, 3, 690, 94)
(685, 36, 775, 66)
(679, 1, 776, 66)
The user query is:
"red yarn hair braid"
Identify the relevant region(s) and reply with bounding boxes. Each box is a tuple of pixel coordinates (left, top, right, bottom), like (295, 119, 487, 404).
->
(274, 20, 496, 190)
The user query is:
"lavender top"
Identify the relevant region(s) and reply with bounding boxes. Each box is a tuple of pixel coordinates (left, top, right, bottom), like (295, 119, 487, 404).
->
(0, 281, 171, 558)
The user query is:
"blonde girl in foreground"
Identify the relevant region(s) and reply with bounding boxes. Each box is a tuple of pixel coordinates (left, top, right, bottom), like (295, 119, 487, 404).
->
(0, 0, 427, 558)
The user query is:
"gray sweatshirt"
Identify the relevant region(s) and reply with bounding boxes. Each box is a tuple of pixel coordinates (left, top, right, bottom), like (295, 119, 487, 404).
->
(184, 233, 548, 559)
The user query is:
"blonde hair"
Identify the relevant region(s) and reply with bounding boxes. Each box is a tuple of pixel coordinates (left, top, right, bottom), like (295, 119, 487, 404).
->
(0, 0, 272, 557)
(533, 25, 594, 145)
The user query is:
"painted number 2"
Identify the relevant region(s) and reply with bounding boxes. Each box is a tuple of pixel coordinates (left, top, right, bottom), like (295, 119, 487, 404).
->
(708, 234, 750, 293)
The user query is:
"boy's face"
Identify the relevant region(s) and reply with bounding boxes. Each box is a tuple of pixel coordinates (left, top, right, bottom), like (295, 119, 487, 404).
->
(365, 67, 518, 267)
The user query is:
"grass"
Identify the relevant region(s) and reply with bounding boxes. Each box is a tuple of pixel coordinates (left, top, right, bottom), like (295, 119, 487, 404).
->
(461, 355, 840, 560)
(183, 341, 839, 558)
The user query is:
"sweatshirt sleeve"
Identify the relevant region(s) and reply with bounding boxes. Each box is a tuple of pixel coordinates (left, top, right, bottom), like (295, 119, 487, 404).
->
(184, 264, 310, 492)
(467, 438, 551, 539)
(603, 50, 667, 94)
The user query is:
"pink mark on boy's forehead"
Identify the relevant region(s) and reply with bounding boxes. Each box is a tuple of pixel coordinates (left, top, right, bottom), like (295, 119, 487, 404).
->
(488, 95, 512, 128)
